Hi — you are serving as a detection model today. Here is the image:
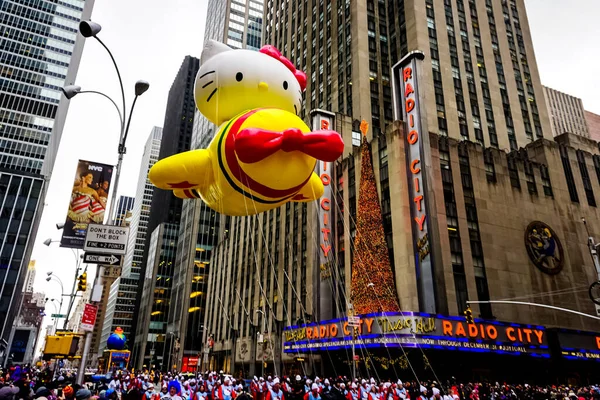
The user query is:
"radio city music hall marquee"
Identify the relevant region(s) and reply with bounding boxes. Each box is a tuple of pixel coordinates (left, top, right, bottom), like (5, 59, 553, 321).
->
(283, 312, 550, 356)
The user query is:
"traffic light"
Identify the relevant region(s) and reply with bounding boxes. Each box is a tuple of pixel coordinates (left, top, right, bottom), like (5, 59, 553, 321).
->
(463, 305, 474, 324)
(77, 273, 87, 292)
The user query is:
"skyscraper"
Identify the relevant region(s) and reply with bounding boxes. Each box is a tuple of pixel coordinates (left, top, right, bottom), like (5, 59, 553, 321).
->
(112, 196, 135, 227)
(132, 57, 199, 370)
(543, 86, 589, 138)
(166, 0, 265, 372)
(586, 111, 600, 142)
(100, 127, 162, 355)
(0, 0, 95, 357)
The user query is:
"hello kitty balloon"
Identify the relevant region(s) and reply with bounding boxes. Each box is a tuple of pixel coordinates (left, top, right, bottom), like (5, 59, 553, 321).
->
(149, 40, 344, 216)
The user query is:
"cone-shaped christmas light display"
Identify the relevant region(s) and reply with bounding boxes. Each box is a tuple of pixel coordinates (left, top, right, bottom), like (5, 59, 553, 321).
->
(350, 121, 400, 314)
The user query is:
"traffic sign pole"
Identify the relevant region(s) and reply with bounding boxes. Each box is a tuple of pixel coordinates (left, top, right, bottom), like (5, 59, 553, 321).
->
(76, 304, 97, 384)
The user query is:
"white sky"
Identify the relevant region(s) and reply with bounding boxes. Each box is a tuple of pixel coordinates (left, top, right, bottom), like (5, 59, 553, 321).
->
(30, 0, 599, 329)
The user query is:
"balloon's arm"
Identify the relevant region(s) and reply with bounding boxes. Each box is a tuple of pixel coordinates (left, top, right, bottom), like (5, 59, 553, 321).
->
(148, 149, 214, 191)
(292, 172, 324, 203)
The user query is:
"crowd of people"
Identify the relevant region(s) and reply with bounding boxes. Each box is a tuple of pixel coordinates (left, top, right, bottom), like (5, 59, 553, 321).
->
(0, 366, 599, 400)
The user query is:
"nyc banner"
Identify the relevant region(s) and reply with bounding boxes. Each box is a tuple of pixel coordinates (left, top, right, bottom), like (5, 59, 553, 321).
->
(60, 160, 114, 248)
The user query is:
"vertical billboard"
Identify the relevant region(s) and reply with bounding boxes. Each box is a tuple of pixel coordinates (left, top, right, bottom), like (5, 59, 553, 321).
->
(60, 160, 114, 248)
(391, 51, 439, 313)
(311, 109, 336, 320)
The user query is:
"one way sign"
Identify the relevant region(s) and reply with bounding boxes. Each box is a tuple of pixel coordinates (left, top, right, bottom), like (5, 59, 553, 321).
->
(83, 252, 122, 265)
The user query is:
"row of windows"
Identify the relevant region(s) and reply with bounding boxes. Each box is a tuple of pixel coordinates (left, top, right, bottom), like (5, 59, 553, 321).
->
(1, 77, 62, 103)
(1, 4, 78, 35)
(457, 143, 492, 317)
(6, 0, 83, 22)
(1, 51, 69, 78)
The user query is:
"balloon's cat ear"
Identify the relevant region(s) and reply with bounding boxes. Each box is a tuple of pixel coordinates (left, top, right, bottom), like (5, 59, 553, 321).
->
(201, 40, 232, 64)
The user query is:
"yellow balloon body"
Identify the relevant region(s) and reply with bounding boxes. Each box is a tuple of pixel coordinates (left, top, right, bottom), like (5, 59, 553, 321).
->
(149, 108, 325, 216)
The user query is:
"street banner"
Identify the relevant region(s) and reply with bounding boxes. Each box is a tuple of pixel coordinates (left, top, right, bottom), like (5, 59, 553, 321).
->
(80, 303, 98, 332)
(60, 160, 114, 249)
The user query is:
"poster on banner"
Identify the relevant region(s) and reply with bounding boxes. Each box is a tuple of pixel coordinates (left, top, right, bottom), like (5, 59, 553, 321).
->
(80, 303, 98, 332)
(60, 160, 114, 249)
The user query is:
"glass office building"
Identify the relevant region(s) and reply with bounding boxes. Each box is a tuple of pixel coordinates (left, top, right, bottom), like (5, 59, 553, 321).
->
(0, 0, 95, 357)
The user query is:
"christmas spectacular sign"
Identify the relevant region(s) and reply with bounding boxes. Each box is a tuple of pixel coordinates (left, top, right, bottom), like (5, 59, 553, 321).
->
(283, 312, 549, 356)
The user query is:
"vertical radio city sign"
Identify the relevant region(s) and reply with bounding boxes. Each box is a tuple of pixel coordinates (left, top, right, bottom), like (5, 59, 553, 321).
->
(392, 51, 438, 313)
(311, 109, 336, 320)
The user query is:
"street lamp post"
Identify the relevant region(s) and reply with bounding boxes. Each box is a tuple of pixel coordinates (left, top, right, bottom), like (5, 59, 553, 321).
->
(46, 274, 65, 325)
(65, 20, 149, 225)
(65, 21, 149, 384)
(44, 239, 83, 329)
(45, 299, 60, 329)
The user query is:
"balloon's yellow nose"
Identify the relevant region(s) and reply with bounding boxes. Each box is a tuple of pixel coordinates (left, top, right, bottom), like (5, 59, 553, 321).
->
(258, 82, 269, 91)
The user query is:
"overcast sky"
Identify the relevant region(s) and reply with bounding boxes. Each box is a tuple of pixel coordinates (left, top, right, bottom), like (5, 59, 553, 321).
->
(30, 0, 600, 329)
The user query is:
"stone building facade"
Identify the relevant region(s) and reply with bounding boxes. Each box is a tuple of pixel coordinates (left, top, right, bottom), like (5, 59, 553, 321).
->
(341, 122, 600, 331)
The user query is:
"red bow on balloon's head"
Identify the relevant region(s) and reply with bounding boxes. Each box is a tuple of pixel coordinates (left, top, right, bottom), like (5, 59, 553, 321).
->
(260, 45, 307, 91)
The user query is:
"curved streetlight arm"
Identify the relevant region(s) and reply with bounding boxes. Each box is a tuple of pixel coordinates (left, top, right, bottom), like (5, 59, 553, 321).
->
(92, 36, 126, 134)
(119, 95, 139, 154)
(48, 276, 65, 295)
(467, 300, 600, 321)
(78, 90, 124, 128)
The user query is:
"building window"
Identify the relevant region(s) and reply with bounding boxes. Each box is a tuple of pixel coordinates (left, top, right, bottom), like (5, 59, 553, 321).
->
(560, 146, 579, 203)
(507, 155, 521, 190)
(483, 149, 496, 183)
(540, 165, 553, 197)
(593, 155, 600, 187)
(577, 150, 596, 207)
(524, 161, 537, 195)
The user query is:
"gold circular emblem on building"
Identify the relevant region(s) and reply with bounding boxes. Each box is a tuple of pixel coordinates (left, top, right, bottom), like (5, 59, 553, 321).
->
(524, 221, 564, 275)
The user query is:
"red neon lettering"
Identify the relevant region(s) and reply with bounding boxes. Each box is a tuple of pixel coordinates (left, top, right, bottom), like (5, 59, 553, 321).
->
(486, 326, 498, 340)
(323, 213, 329, 225)
(534, 330, 543, 344)
(415, 215, 426, 231)
(321, 228, 331, 241)
(468, 324, 479, 337)
(414, 178, 420, 192)
(523, 329, 532, 343)
(320, 173, 331, 185)
(409, 114, 414, 128)
(403, 67, 412, 82)
(405, 83, 415, 97)
(406, 98, 415, 113)
(408, 130, 419, 144)
(414, 195, 423, 211)
(320, 198, 330, 211)
(330, 324, 338, 337)
(506, 327, 516, 341)
(410, 159, 421, 174)
(321, 119, 329, 130)
(442, 321, 452, 336)
(320, 244, 332, 256)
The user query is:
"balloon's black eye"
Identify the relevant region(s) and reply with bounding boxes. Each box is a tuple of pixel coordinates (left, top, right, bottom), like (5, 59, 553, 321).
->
(236, 72, 243, 82)
(283, 81, 288, 90)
